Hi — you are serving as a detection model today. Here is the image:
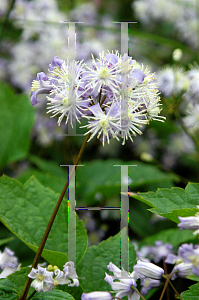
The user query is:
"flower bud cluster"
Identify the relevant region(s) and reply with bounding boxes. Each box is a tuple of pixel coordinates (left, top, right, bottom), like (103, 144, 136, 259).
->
(28, 261, 79, 293)
(30, 51, 165, 145)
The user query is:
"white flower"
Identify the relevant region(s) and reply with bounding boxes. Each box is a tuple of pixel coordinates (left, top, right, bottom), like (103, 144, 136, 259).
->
(105, 262, 140, 300)
(0, 248, 18, 270)
(82, 103, 121, 145)
(47, 58, 88, 126)
(183, 104, 199, 132)
(63, 261, 79, 287)
(84, 52, 120, 97)
(28, 266, 53, 292)
(0, 261, 20, 279)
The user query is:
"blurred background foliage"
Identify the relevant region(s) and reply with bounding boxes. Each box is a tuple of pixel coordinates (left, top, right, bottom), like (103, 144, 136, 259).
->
(0, 0, 199, 273)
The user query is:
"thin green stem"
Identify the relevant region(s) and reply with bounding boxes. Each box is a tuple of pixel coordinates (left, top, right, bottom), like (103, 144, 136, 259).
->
(18, 133, 90, 300)
(159, 272, 176, 300)
(168, 280, 183, 300)
(26, 290, 36, 300)
(131, 286, 146, 300)
(100, 95, 107, 107)
(163, 258, 170, 300)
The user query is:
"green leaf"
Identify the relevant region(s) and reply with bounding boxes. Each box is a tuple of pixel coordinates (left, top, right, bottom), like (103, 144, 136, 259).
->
(128, 200, 173, 238)
(28, 155, 67, 178)
(17, 168, 66, 195)
(0, 175, 88, 268)
(181, 282, 199, 300)
(32, 289, 75, 300)
(138, 228, 198, 248)
(77, 229, 137, 293)
(57, 285, 83, 300)
(0, 279, 18, 299)
(7, 267, 34, 297)
(0, 237, 15, 247)
(130, 182, 199, 223)
(187, 275, 199, 282)
(0, 81, 35, 168)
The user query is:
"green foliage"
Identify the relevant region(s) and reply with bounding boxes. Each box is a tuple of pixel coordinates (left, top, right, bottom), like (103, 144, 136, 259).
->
(0, 237, 14, 247)
(130, 182, 199, 223)
(32, 290, 75, 300)
(0, 81, 35, 169)
(0, 175, 87, 268)
(77, 229, 137, 293)
(7, 267, 34, 297)
(0, 279, 19, 299)
(76, 159, 178, 204)
(180, 282, 199, 300)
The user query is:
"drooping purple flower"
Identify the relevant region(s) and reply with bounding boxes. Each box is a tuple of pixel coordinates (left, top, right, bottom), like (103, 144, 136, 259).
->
(30, 72, 51, 105)
(172, 262, 193, 279)
(133, 260, 164, 280)
(178, 214, 199, 231)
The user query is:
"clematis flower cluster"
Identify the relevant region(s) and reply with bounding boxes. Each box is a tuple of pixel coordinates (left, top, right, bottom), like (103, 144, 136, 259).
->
(166, 243, 199, 278)
(30, 51, 165, 145)
(28, 261, 79, 293)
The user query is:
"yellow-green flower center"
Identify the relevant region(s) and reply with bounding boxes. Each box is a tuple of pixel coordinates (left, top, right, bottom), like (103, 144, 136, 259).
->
(100, 68, 109, 79)
(37, 274, 44, 281)
(62, 97, 69, 106)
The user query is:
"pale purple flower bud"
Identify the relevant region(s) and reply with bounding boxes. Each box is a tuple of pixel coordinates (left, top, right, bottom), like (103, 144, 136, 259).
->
(178, 214, 199, 231)
(133, 260, 164, 279)
(81, 291, 112, 300)
(49, 56, 64, 71)
(172, 262, 193, 279)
